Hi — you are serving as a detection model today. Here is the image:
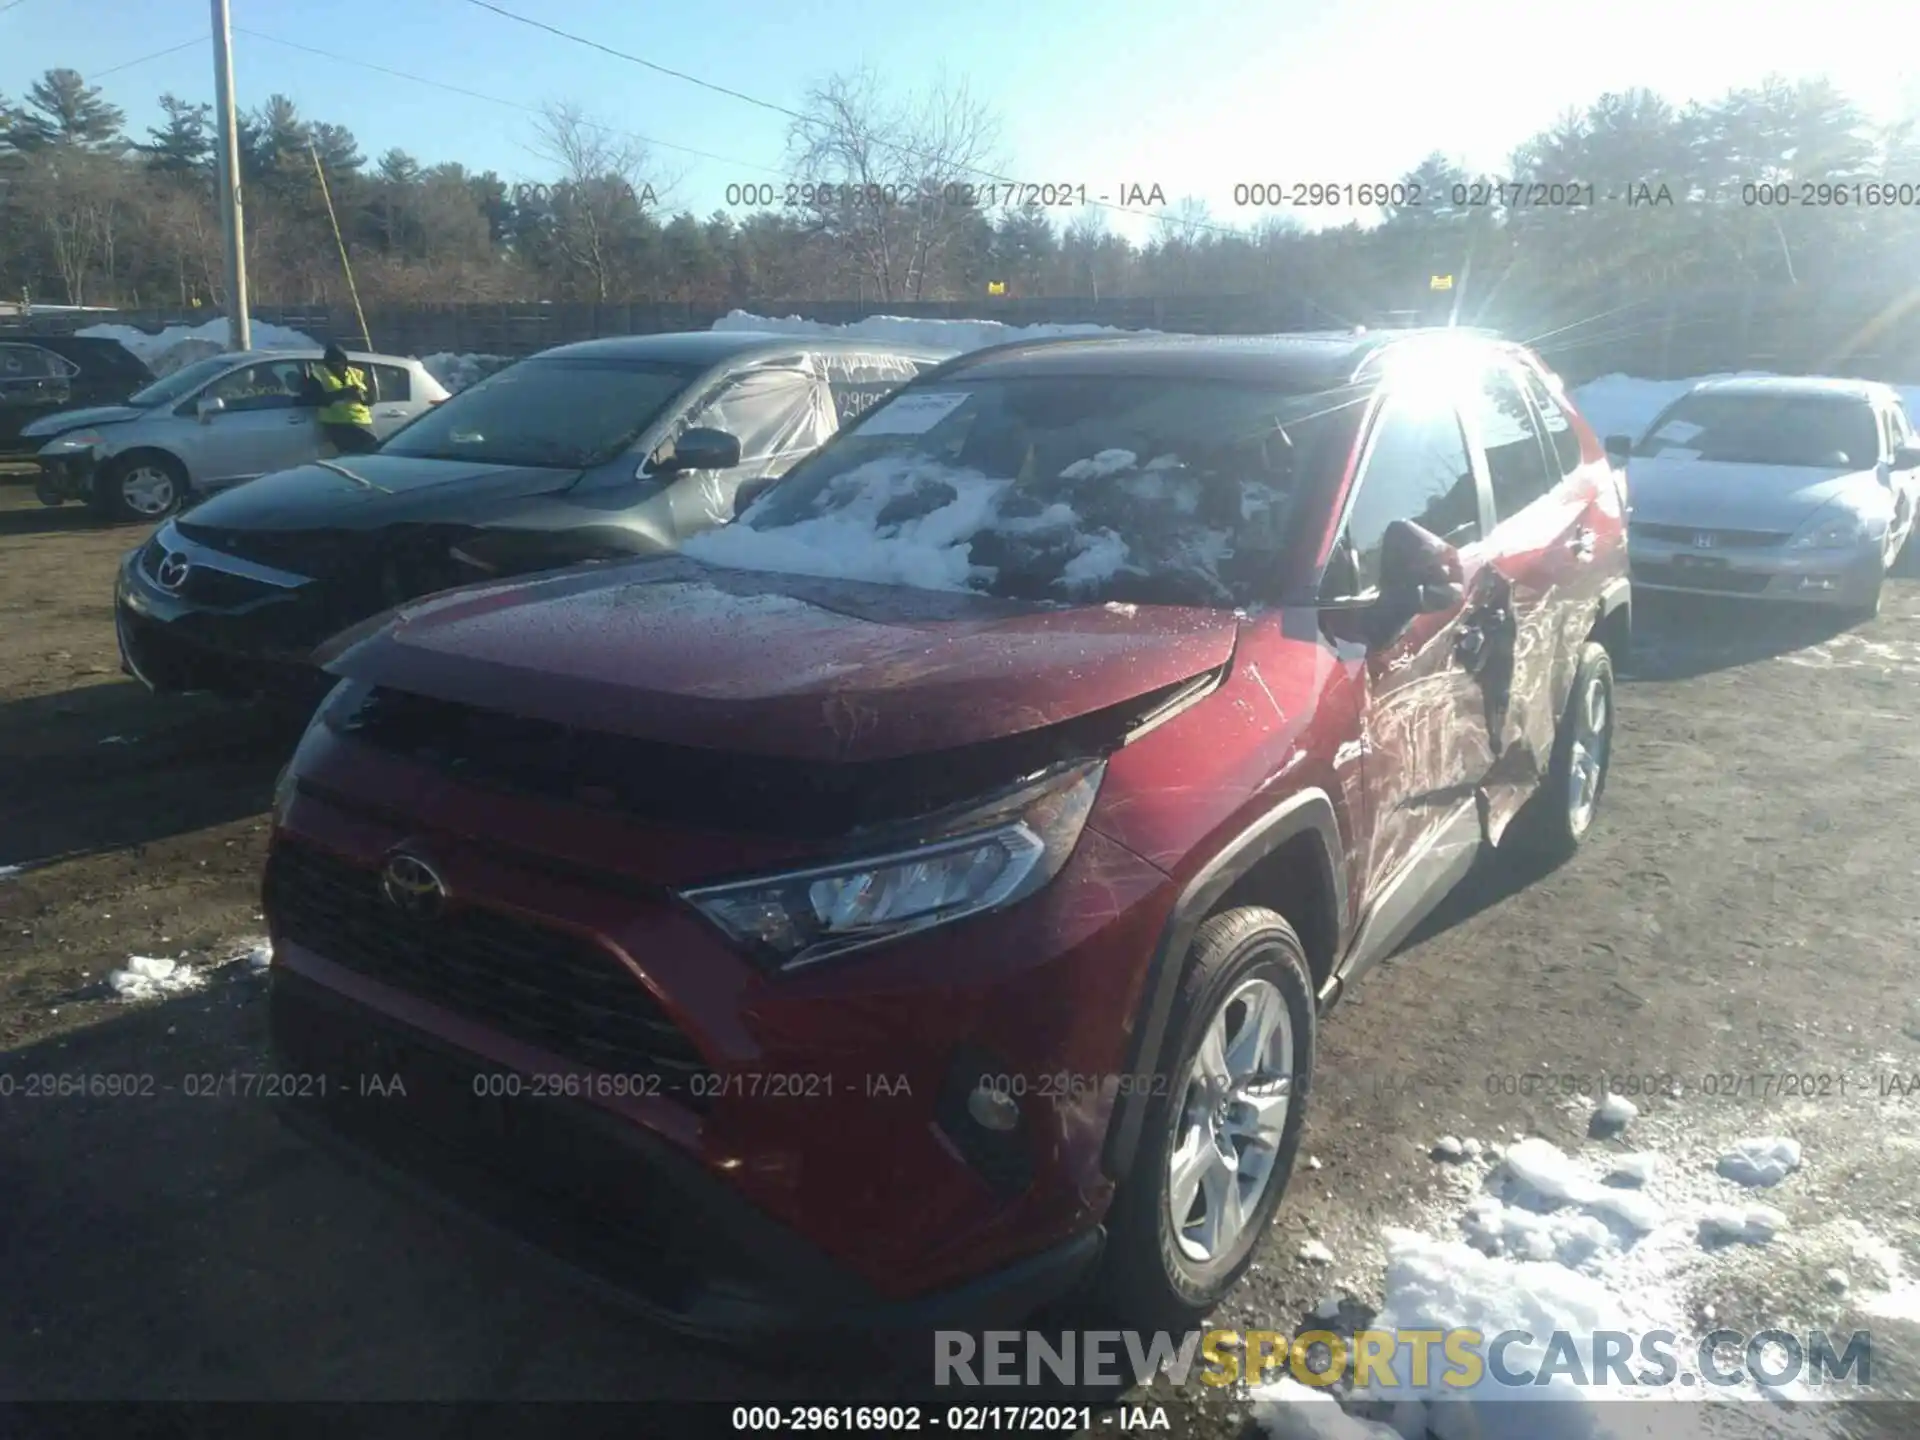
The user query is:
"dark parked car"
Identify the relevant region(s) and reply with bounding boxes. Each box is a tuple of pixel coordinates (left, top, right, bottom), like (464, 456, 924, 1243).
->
(112, 331, 947, 703)
(265, 329, 1629, 1340)
(0, 334, 154, 454)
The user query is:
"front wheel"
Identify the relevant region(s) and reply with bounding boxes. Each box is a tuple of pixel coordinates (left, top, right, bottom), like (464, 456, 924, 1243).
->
(93, 453, 185, 524)
(1098, 907, 1315, 1332)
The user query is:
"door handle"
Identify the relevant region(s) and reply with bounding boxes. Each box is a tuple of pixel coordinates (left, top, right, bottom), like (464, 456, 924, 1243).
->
(1567, 527, 1595, 559)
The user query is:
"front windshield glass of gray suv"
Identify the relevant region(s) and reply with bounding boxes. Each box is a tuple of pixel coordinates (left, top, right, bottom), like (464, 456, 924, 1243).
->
(1635, 394, 1881, 469)
(379, 358, 701, 469)
(127, 356, 239, 409)
(689, 376, 1357, 607)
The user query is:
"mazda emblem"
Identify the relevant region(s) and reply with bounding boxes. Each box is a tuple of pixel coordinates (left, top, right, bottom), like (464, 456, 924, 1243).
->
(380, 852, 447, 918)
(1692, 532, 1716, 550)
(155, 552, 191, 591)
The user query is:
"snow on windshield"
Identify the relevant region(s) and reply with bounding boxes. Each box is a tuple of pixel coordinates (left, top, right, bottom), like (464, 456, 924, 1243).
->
(683, 428, 1307, 608)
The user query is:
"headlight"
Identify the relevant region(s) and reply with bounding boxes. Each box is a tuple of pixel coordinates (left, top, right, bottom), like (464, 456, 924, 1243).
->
(680, 759, 1106, 972)
(1788, 510, 1873, 550)
(41, 431, 103, 454)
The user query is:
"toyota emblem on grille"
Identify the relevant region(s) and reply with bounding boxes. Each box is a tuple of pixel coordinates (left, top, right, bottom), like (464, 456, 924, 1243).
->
(1693, 532, 1717, 550)
(155, 552, 191, 591)
(380, 852, 447, 918)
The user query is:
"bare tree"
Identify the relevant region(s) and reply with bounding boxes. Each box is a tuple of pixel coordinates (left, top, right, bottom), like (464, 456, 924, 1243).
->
(787, 68, 1001, 301)
(15, 148, 122, 303)
(531, 102, 661, 301)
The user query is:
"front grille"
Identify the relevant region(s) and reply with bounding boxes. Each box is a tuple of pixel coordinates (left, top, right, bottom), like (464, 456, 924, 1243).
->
(176, 565, 275, 609)
(264, 840, 709, 1095)
(1632, 522, 1789, 548)
(1631, 562, 1772, 594)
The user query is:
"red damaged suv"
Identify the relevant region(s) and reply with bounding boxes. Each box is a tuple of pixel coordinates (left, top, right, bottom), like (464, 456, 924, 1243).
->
(266, 329, 1629, 1339)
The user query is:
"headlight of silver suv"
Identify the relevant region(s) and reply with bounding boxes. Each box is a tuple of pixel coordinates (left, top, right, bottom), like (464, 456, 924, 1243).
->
(679, 758, 1106, 972)
(1788, 509, 1875, 551)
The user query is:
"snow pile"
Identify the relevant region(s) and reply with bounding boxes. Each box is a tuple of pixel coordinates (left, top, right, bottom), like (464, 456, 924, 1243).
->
(1250, 1378, 1404, 1438)
(107, 954, 205, 1001)
(1715, 1137, 1802, 1187)
(78, 317, 319, 374)
(0, 864, 22, 882)
(1697, 1203, 1788, 1246)
(712, 308, 1157, 353)
(420, 351, 512, 392)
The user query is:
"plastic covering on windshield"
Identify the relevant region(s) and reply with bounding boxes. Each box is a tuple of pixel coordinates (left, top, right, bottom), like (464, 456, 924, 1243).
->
(672, 353, 929, 528)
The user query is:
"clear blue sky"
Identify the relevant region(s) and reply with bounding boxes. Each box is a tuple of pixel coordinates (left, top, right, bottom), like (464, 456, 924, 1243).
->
(4, 0, 1915, 244)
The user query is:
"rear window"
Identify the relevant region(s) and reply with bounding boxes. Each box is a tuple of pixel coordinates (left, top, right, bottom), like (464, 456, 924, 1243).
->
(378, 358, 700, 469)
(1636, 392, 1881, 469)
(686, 374, 1361, 608)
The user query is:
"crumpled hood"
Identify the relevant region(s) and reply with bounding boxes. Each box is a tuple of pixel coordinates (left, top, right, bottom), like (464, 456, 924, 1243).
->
(25, 405, 145, 439)
(1629, 455, 1880, 530)
(180, 454, 584, 532)
(322, 558, 1242, 762)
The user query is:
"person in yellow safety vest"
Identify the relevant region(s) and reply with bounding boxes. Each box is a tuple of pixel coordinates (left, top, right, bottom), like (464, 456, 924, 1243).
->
(313, 343, 379, 455)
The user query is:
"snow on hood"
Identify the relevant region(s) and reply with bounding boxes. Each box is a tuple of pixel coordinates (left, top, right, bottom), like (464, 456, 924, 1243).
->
(711, 308, 1158, 352)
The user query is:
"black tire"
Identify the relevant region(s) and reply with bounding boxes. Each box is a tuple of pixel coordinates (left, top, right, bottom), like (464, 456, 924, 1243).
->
(1509, 640, 1616, 863)
(1098, 906, 1315, 1332)
(92, 452, 186, 524)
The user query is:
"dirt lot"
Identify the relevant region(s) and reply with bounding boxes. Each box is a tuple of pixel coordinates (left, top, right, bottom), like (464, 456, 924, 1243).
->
(3, 470, 1919, 1433)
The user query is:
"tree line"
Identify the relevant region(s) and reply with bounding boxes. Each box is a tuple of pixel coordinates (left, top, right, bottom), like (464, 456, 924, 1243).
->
(1, 64, 1916, 319)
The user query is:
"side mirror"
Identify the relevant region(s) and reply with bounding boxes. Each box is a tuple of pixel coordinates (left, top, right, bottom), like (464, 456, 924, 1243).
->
(1893, 444, 1920, 471)
(648, 426, 742, 476)
(1368, 519, 1464, 645)
(1604, 434, 1632, 467)
(197, 395, 225, 423)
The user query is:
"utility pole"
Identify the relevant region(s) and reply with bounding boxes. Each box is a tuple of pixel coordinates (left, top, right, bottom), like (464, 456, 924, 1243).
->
(211, 0, 251, 351)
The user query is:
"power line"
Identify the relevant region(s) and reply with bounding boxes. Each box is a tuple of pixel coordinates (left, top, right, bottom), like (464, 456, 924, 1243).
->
(95, 36, 207, 80)
(456, 0, 1258, 239)
(233, 28, 789, 181)
(0, 0, 39, 16)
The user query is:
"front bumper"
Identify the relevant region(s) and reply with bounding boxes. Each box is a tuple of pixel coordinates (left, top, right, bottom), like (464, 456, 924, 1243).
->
(263, 733, 1177, 1332)
(115, 536, 344, 703)
(35, 450, 96, 505)
(1629, 536, 1884, 606)
(268, 966, 1104, 1345)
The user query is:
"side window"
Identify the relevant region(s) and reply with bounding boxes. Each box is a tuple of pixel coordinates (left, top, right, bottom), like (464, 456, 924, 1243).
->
(1876, 405, 1898, 461)
(1891, 404, 1915, 451)
(1470, 365, 1558, 519)
(208, 361, 303, 412)
(680, 369, 836, 464)
(1516, 366, 1583, 479)
(371, 364, 410, 403)
(0, 343, 69, 379)
(1337, 392, 1481, 594)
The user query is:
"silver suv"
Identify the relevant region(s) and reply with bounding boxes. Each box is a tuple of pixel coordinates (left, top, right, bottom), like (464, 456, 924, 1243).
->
(26, 348, 448, 521)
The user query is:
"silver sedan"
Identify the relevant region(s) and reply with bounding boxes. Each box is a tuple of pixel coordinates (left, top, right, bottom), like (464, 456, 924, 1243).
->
(1617, 376, 1920, 620)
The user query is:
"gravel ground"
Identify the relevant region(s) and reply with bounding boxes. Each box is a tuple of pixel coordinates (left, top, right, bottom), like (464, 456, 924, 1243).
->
(2, 473, 1918, 1437)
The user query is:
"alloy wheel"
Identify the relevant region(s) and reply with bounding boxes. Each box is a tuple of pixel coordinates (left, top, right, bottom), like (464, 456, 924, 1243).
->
(1567, 670, 1612, 836)
(1167, 975, 1294, 1264)
(121, 466, 177, 517)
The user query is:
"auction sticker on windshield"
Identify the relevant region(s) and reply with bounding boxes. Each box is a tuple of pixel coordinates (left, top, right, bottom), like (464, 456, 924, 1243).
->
(857, 391, 973, 436)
